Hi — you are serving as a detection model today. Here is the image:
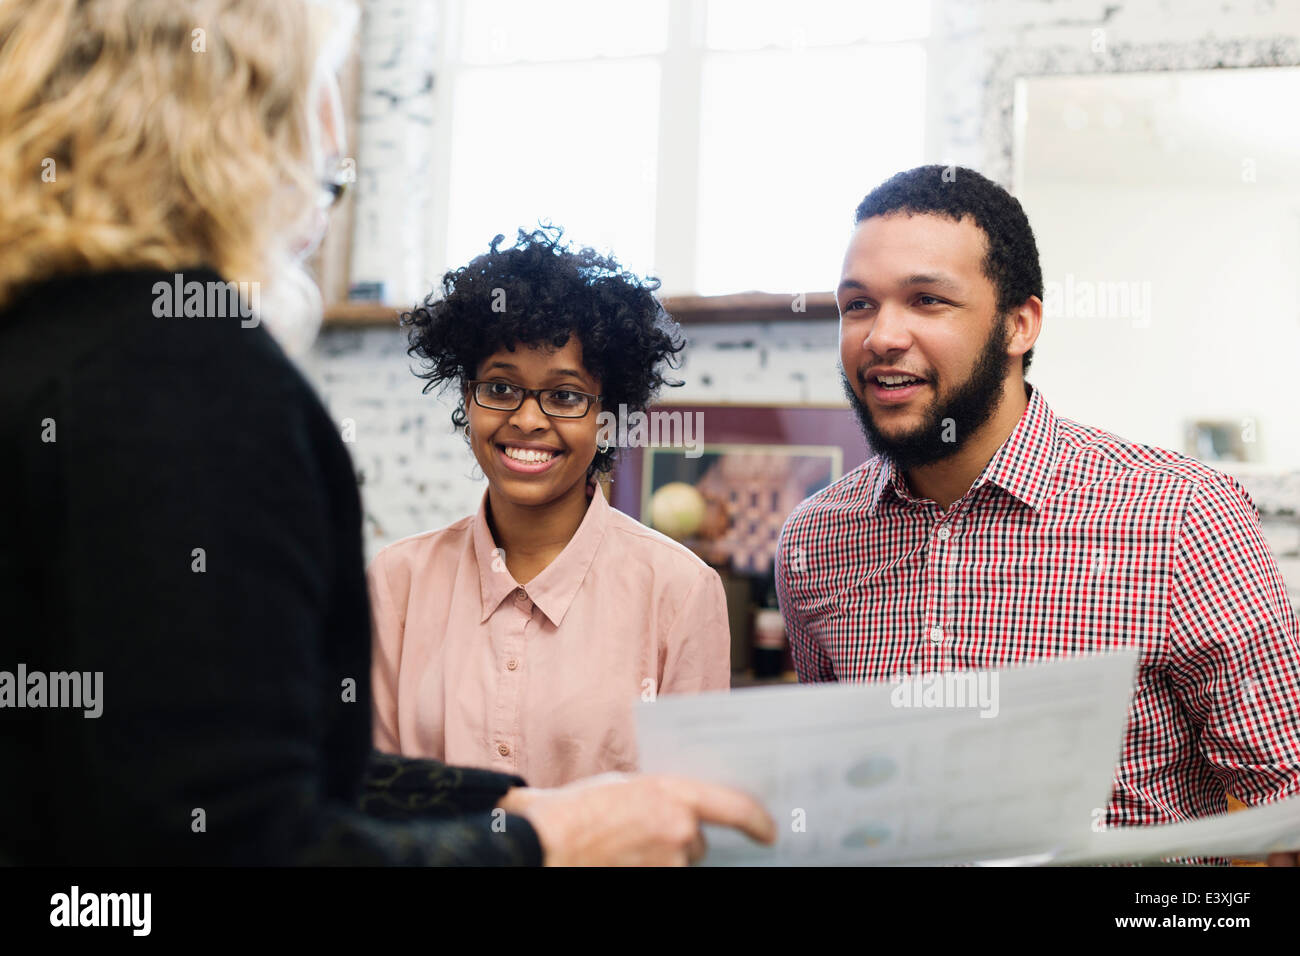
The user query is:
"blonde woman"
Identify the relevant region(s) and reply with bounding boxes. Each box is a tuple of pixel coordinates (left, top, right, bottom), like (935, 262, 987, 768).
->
(0, 0, 774, 866)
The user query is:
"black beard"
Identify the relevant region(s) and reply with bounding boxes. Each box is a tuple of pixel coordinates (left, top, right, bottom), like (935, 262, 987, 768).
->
(841, 320, 1011, 472)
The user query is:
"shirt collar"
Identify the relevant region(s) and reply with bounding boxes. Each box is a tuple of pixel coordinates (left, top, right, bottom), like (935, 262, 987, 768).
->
(473, 486, 611, 627)
(866, 383, 1059, 516)
(865, 455, 908, 517)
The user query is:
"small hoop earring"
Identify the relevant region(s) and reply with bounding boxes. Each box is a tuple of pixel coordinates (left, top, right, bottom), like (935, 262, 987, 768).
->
(597, 438, 611, 454)
(464, 423, 483, 479)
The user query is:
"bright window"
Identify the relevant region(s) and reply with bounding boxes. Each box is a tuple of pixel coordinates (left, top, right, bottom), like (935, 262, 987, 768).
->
(696, 44, 927, 294)
(445, 59, 662, 274)
(436, 0, 930, 294)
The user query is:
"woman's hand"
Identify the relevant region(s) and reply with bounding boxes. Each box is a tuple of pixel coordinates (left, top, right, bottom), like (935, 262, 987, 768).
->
(497, 773, 776, 866)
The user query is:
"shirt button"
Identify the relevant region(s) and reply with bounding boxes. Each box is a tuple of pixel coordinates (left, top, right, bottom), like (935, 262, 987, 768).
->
(936, 526, 951, 542)
(929, 625, 944, 643)
(506, 658, 518, 671)
(514, 588, 528, 605)
(498, 743, 510, 756)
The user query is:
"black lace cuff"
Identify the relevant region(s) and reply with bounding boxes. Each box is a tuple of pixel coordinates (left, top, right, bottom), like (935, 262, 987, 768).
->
(360, 750, 529, 821)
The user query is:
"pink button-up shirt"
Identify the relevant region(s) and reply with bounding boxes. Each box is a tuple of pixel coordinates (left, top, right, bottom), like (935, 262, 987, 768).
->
(368, 487, 731, 787)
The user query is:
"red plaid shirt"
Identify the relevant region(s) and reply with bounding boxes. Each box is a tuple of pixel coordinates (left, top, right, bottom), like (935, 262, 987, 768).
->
(776, 384, 1300, 837)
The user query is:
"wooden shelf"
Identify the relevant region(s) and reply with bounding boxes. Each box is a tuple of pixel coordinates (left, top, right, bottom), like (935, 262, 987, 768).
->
(663, 291, 839, 323)
(323, 291, 840, 327)
(323, 301, 405, 326)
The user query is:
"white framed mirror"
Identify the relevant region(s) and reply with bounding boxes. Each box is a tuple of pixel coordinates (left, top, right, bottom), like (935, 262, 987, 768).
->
(1014, 67, 1300, 479)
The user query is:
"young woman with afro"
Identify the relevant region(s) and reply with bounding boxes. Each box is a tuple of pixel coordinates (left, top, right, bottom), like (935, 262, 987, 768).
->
(367, 227, 731, 787)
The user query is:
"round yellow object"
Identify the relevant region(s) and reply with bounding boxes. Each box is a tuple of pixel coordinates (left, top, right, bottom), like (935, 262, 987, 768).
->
(649, 482, 706, 540)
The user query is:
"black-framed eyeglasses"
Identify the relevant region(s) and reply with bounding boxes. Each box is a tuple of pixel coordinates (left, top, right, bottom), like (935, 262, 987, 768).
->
(468, 380, 601, 419)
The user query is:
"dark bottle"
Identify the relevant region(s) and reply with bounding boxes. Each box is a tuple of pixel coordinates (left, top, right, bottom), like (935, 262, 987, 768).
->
(751, 576, 787, 679)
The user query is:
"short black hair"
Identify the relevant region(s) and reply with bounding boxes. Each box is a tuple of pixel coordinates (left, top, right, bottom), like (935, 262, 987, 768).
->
(402, 225, 685, 475)
(854, 165, 1043, 373)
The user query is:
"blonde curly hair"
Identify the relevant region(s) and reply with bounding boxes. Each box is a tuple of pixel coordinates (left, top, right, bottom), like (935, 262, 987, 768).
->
(0, 0, 356, 343)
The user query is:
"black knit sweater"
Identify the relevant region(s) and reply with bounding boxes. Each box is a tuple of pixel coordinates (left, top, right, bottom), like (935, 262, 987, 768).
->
(0, 267, 542, 865)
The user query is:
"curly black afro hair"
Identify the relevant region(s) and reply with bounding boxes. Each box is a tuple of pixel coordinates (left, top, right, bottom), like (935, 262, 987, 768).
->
(854, 165, 1043, 372)
(402, 225, 685, 475)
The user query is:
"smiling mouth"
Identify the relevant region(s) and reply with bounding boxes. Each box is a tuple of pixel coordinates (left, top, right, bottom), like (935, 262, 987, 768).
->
(499, 444, 560, 463)
(869, 373, 927, 391)
(496, 443, 565, 474)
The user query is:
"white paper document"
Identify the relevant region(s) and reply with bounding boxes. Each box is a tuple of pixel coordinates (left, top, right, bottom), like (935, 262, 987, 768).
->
(639, 650, 1300, 865)
(1056, 794, 1300, 865)
(638, 652, 1141, 865)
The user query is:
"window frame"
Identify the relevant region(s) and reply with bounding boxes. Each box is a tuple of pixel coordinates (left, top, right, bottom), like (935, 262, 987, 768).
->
(426, 0, 940, 300)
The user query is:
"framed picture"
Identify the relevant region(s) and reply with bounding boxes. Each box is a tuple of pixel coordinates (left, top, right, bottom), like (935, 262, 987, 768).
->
(609, 404, 872, 578)
(1184, 418, 1259, 464)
